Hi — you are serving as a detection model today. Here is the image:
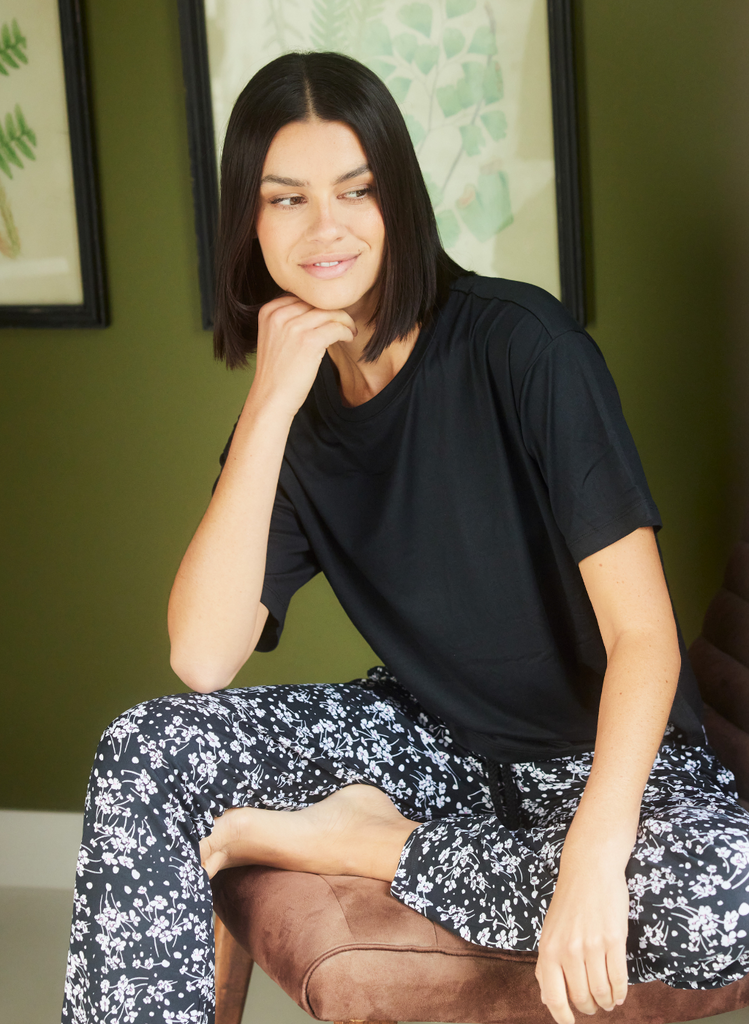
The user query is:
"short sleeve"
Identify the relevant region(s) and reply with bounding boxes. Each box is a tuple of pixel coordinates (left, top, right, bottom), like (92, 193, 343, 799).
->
(517, 330, 661, 562)
(214, 425, 320, 652)
(257, 485, 321, 650)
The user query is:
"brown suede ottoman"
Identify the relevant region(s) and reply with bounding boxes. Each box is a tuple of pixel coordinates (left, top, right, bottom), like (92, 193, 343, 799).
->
(212, 865, 749, 1023)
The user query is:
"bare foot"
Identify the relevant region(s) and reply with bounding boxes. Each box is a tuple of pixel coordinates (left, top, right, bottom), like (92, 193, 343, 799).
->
(200, 784, 419, 883)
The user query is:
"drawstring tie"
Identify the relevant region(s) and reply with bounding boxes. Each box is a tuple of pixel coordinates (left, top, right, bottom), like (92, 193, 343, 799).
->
(484, 759, 521, 830)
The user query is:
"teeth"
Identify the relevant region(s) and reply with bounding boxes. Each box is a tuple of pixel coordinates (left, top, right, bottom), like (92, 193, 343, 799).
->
(315, 261, 341, 267)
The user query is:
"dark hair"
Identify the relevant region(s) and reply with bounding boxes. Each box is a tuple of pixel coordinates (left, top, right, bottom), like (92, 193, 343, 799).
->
(214, 51, 469, 367)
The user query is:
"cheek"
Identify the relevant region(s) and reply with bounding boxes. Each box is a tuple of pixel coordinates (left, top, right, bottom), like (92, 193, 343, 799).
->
(255, 214, 276, 265)
(255, 218, 294, 285)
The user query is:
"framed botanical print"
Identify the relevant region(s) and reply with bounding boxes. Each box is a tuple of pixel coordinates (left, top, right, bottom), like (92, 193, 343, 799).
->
(0, 0, 107, 328)
(179, 0, 584, 329)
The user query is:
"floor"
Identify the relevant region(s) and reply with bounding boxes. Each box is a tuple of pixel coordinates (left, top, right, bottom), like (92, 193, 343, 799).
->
(2, 809, 749, 1024)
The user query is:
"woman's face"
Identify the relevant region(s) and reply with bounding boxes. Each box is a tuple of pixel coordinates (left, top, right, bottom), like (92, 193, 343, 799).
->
(255, 119, 385, 316)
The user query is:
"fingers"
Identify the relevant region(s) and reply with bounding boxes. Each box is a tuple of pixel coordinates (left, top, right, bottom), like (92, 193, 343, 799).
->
(564, 955, 601, 1016)
(607, 944, 629, 1006)
(581, 945, 614, 1012)
(258, 293, 310, 316)
(537, 960, 575, 1024)
(537, 943, 628, 1024)
(260, 295, 356, 333)
(261, 299, 356, 347)
(292, 305, 357, 344)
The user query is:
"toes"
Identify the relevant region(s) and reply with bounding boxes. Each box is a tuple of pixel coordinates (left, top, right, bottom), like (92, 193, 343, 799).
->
(199, 835, 213, 870)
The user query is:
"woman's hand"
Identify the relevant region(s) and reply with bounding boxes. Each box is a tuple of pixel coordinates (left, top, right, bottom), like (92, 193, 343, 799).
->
(252, 294, 356, 418)
(536, 847, 630, 1024)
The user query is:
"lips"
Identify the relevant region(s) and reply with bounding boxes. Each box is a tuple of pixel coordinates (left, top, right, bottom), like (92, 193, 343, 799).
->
(300, 253, 359, 280)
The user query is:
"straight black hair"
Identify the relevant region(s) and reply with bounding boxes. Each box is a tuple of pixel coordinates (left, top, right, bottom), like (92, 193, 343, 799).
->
(214, 51, 469, 368)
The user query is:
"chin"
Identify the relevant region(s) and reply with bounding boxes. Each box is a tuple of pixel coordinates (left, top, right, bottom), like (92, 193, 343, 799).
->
(290, 279, 372, 312)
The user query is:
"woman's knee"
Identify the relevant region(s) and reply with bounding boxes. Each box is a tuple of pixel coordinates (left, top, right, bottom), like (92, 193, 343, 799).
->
(630, 809, 749, 953)
(92, 692, 226, 781)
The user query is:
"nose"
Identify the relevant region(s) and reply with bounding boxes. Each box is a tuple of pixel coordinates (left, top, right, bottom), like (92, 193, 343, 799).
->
(306, 197, 345, 245)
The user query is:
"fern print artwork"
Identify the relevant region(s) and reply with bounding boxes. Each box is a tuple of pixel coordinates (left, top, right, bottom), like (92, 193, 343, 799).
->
(204, 0, 561, 296)
(0, 0, 83, 306)
(0, 18, 37, 259)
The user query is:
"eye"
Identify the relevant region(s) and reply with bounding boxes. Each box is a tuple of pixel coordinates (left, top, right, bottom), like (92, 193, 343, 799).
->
(269, 194, 305, 207)
(341, 186, 373, 201)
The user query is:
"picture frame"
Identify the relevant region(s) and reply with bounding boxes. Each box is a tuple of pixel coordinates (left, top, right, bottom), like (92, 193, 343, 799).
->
(0, 0, 107, 329)
(178, 0, 584, 330)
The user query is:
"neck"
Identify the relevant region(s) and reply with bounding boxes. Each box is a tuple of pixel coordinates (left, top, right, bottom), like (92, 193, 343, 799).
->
(328, 322, 420, 408)
(325, 289, 420, 407)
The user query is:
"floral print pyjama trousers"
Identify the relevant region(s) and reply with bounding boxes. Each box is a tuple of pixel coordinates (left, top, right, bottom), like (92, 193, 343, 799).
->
(62, 667, 749, 1023)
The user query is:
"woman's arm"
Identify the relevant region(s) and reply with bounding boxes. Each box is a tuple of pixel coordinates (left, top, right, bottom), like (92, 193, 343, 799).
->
(535, 526, 681, 1024)
(168, 296, 355, 693)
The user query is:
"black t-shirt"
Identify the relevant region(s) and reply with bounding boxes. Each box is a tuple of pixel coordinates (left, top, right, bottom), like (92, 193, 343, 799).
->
(220, 275, 703, 762)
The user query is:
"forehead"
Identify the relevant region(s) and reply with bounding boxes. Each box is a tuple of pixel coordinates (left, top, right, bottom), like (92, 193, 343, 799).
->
(261, 120, 369, 182)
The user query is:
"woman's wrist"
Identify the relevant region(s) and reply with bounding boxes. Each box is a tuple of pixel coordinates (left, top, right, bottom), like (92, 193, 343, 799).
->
(561, 803, 639, 872)
(242, 378, 299, 428)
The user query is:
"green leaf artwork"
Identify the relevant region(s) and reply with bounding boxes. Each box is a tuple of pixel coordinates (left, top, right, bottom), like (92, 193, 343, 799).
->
(0, 19, 34, 261)
(366, 58, 396, 79)
(436, 208, 460, 248)
(481, 109, 508, 141)
(397, 3, 432, 38)
(460, 61, 484, 104)
(393, 32, 418, 62)
(413, 43, 439, 75)
(446, 0, 475, 17)
(467, 25, 497, 56)
(456, 79, 480, 109)
(422, 171, 443, 207)
(459, 123, 485, 157)
(352, 0, 387, 21)
(483, 60, 504, 104)
(456, 168, 513, 242)
(0, 18, 27, 74)
(0, 103, 37, 179)
(436, 83, 462, 118)
(388, 75, 412, 103)
(264, 0, 304, 51)
(360, 20, 393, 57)
(442, 28, 465, 59)
(310, 0, 350, 51)
(404, 113, 425, 148)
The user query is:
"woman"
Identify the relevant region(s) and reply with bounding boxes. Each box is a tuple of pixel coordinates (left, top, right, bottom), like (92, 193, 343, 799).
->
(62, 52, 749, 1024)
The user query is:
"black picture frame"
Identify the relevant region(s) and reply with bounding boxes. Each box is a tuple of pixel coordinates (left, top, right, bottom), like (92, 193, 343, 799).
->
(0, 0, 108, 329)
(178, 0, 585, 330)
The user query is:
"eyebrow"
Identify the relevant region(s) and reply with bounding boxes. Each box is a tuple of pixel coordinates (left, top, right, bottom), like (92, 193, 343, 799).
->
(260, 164, 370, 187)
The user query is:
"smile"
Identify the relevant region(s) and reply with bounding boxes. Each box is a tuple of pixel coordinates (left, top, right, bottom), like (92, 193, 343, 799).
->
(301, 254, 359, 280)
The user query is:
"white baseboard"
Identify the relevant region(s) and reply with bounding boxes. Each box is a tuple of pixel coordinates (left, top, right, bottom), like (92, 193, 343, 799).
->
(0, 809, 83, 889)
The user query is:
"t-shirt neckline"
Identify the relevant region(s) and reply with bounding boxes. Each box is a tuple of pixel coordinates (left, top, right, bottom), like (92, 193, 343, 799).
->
(318, 314, 438, 422)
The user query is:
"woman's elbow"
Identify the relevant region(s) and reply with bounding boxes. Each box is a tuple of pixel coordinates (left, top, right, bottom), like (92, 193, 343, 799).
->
(169, 647, 245, 694)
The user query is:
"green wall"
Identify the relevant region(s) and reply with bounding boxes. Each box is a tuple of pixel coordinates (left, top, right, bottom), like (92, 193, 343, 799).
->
(0, 1, 746, 811)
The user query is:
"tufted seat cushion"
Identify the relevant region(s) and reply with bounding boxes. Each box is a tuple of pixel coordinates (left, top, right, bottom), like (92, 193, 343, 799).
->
(212, 865, 749, 1023)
